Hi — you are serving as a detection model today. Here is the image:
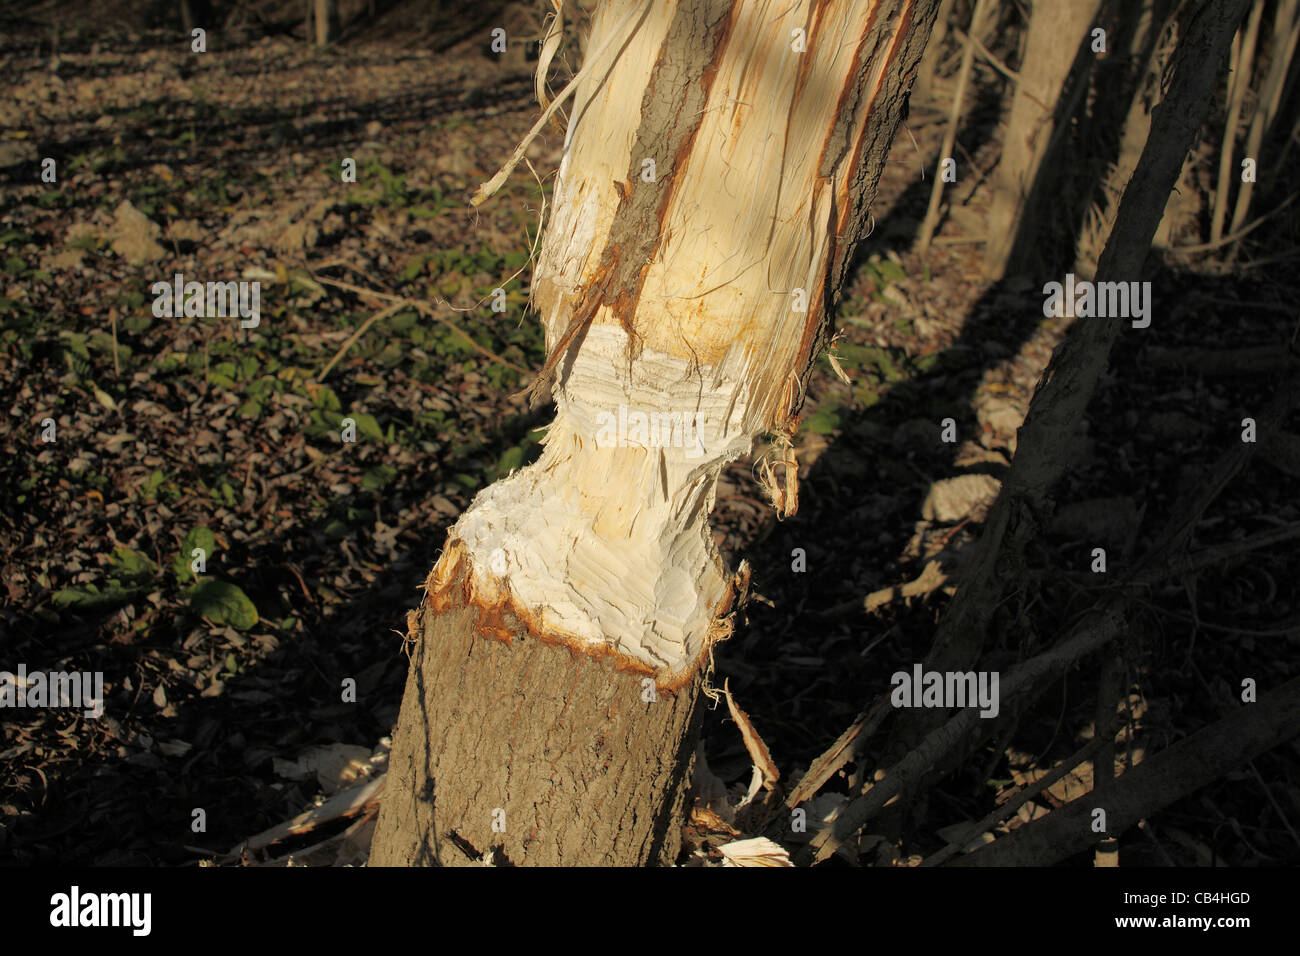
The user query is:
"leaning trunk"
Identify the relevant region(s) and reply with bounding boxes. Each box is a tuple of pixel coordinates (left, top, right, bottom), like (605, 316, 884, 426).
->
(370, 0, 939, 867)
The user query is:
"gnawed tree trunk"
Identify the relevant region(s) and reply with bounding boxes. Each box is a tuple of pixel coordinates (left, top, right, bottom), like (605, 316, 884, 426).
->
(982, 0, 1102, 280)
(370, 0, 941, 866)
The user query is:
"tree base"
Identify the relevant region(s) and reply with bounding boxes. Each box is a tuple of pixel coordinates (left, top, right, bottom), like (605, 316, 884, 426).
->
(369, 557, 711, 866)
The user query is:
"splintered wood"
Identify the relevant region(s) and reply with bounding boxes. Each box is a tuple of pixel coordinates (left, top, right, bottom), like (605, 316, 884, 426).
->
(451, 0, 930, 680)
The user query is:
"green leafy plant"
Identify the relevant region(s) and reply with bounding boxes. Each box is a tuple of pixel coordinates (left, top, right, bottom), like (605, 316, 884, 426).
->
(174, 526, 216, 584)
(187, 579, 258, 630)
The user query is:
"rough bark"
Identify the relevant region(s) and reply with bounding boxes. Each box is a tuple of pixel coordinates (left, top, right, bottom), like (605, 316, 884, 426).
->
(369, 547, 709, 866)
(370, 0, 941, 866)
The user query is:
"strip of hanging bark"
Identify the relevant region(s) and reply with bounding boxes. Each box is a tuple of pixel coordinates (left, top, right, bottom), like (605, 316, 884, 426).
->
(948, 675, 1300, 866)
(887, 0, 1255, 767)
(723, 679, 780, 790)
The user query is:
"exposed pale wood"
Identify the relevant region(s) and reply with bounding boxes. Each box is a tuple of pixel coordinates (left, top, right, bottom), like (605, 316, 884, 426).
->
(234, 774, 385, 855)
(372, 0, 943, 866)
(459, 0, 942, 681)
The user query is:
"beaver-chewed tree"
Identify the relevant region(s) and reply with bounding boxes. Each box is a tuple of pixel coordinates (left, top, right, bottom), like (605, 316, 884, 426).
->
(369, 0, 942, 866)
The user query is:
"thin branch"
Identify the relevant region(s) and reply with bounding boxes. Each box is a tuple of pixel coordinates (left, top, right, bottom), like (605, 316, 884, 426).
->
(1172, 190, 1298, 253)
(316, 302, 404, 381)
(471, 0, 654, 207)
(952, 26, 1019, 85)
(948, 676, 1300, 866)
(311, 275, 533, 377)
(915, 0, 989, 254)
(798, 596, 1132, 864)
(920, 735, 1107, 866)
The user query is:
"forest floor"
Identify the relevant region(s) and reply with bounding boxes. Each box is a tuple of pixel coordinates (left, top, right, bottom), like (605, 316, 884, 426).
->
(2, 9, 1297, 866)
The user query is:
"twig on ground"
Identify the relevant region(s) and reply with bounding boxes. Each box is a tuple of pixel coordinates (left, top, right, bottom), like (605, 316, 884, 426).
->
(223, 774, 386, 861)
(948, 676, 1300, 866)
(310, 273, 533, 376)
(920, 735, 1107, 866)
(316, 301, 405, 381)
